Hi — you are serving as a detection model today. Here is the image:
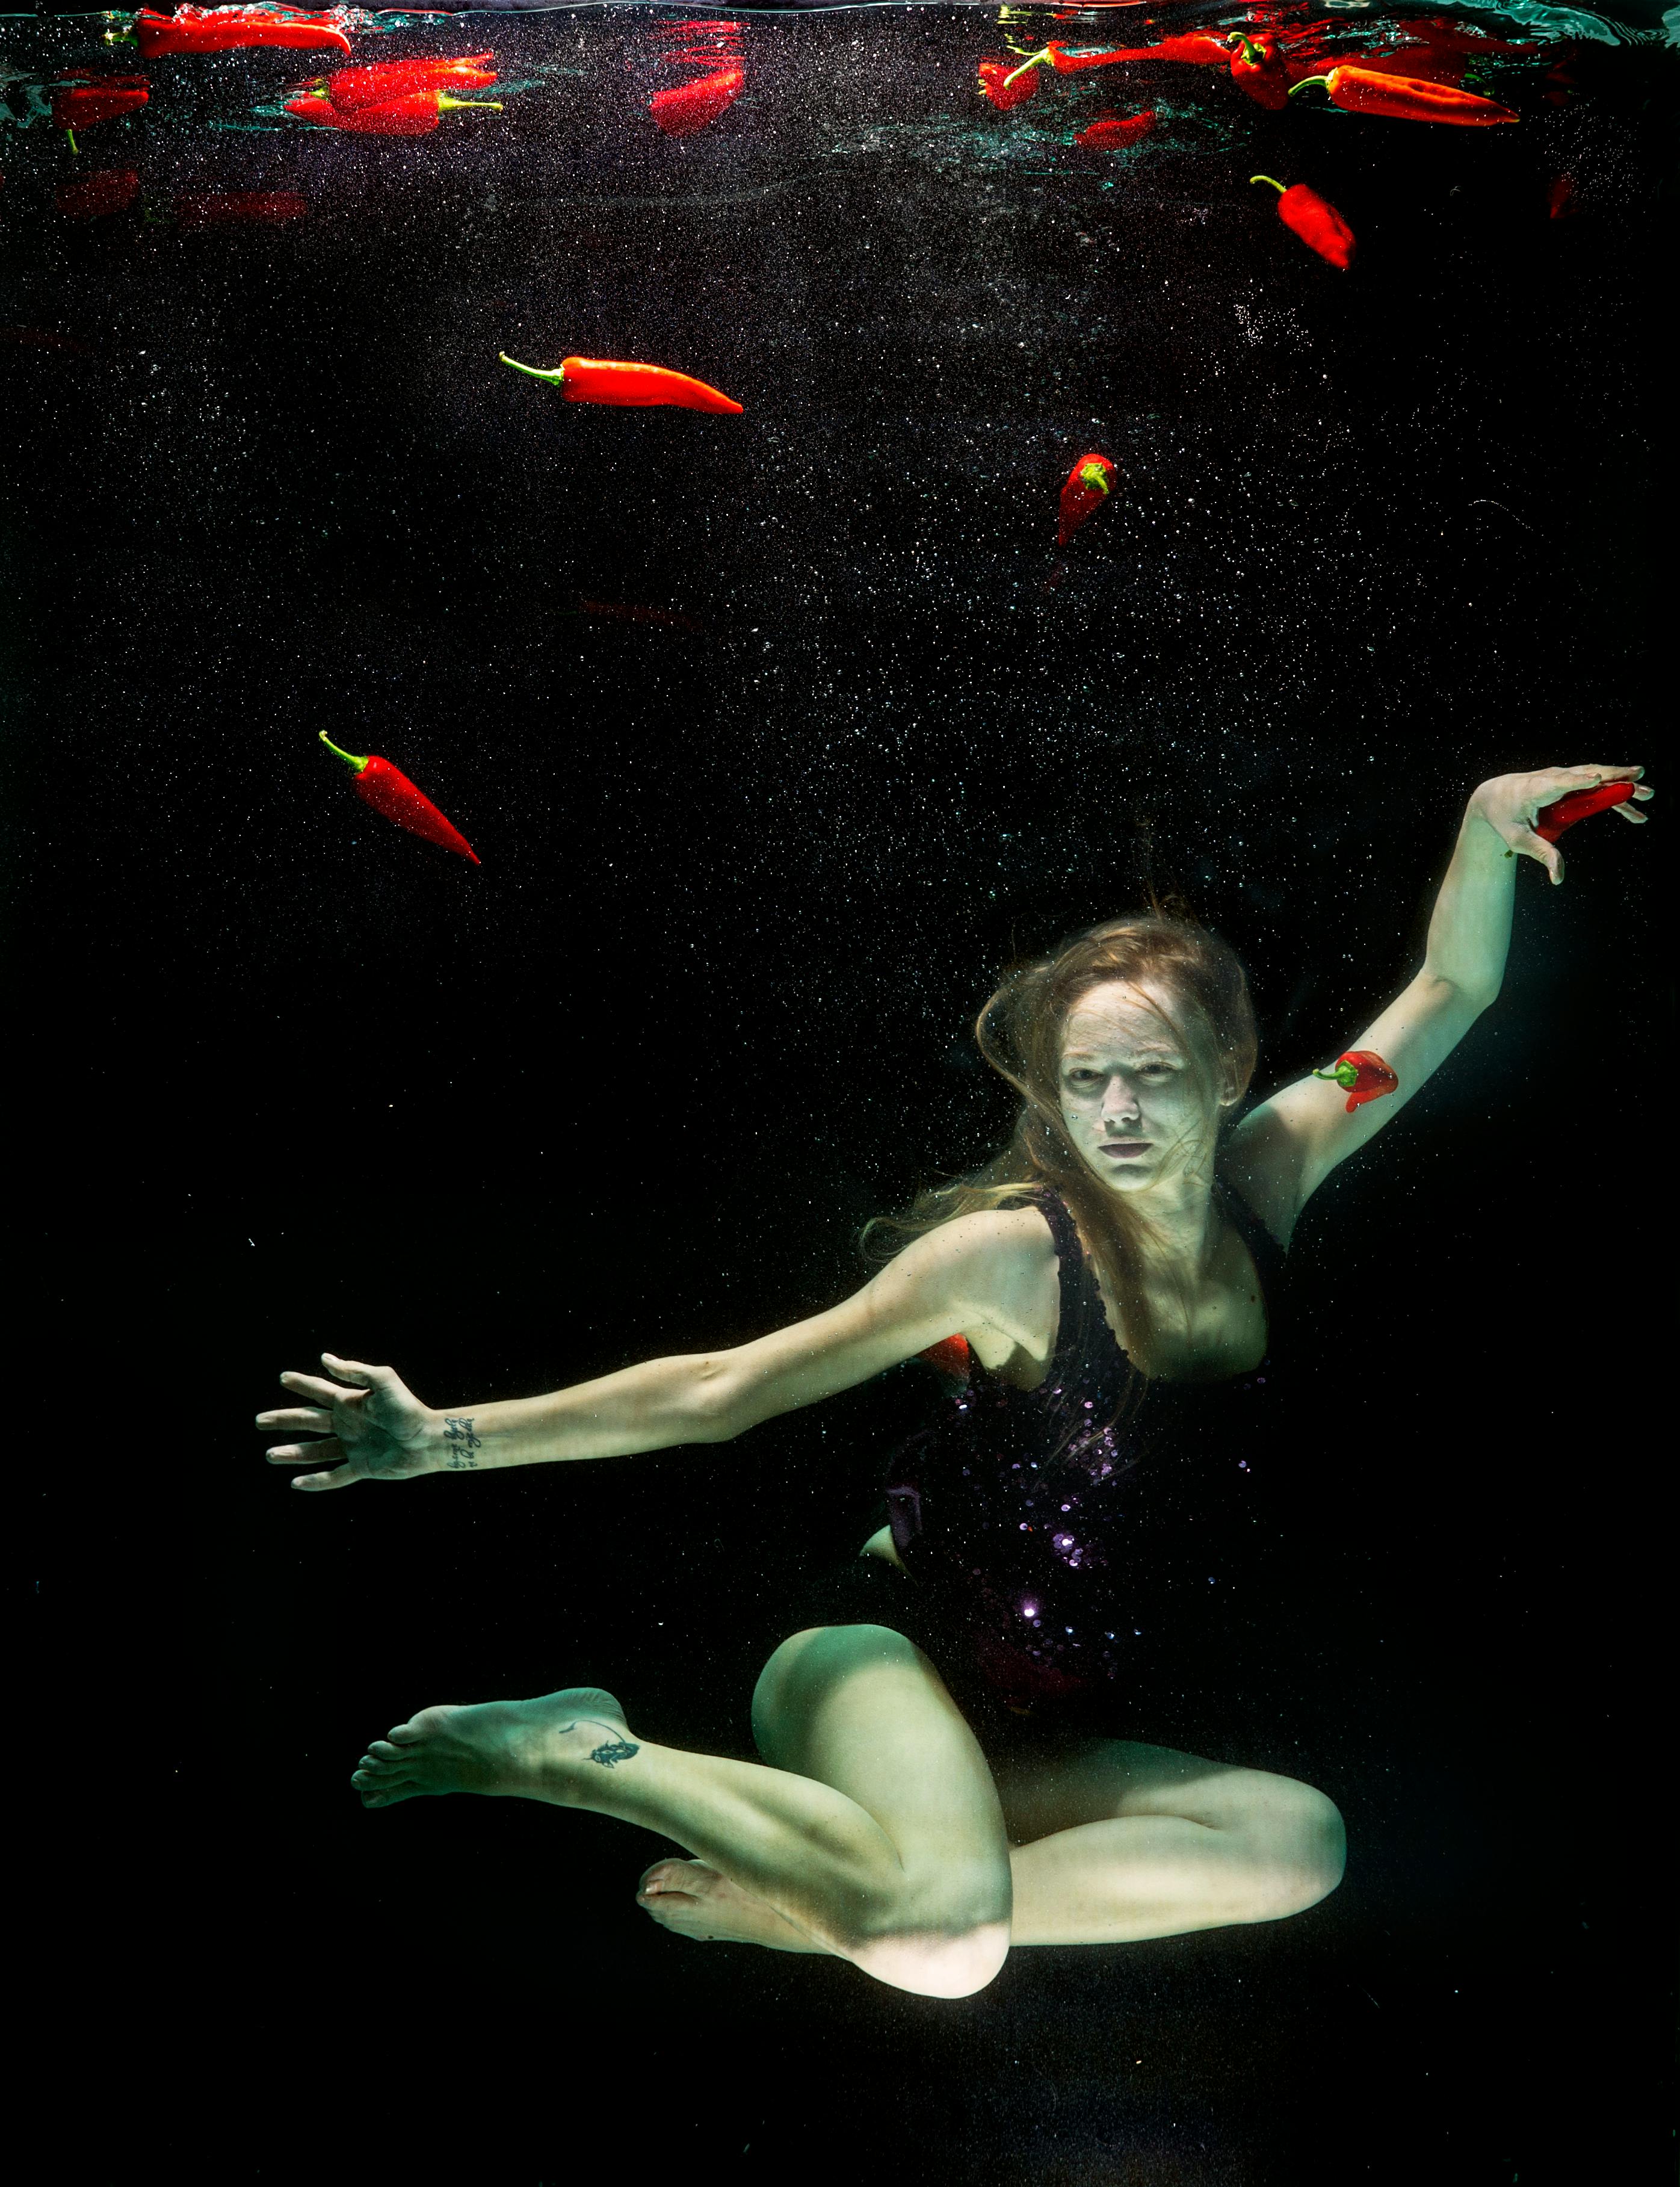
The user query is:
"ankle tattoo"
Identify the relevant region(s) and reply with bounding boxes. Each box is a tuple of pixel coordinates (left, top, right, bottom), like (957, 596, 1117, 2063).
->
(563, 1719, 640, 1768)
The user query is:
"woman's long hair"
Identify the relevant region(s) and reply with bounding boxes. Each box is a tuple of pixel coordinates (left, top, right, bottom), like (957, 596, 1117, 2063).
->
(867, 916, 1259, 1376)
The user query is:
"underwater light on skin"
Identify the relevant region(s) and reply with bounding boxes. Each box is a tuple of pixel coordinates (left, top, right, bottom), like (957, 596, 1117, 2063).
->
(1057, 980, 1235, 1201)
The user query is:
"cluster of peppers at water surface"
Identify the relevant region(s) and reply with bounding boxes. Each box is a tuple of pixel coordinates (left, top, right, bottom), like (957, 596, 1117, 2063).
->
(978, 13, 1539, 277)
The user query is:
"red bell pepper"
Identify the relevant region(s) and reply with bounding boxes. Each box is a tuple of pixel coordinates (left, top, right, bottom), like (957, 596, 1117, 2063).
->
(286, 88, 501, 135)
(52, 78, 149, 140)
(651, 63, 744, 135)
(1057, 453, 1117, 546)
(1289, 66, 1518, 125)
(1250, 174, 1355, 270)
(1228, 32, 1290, 111)
(175, 189, 308, 224)
(55, 167, 141, 218)
(978, 58, 1041, 111)
(919, 1335, 972, 1381)
(499, 353, 744, 415)
(134, 7, 352, 58)
(319, 734, 479, 864)
(313, 53, 496, 111)
(1312, 1050, 1398, 1113)
(1077, 111, 1154, 149)
(1533, 779, 1635, 842)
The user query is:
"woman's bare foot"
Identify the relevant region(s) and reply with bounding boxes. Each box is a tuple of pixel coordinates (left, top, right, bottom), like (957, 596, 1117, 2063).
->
(636, 1858, 828, 1954)
(350, 1686, 636, 1809)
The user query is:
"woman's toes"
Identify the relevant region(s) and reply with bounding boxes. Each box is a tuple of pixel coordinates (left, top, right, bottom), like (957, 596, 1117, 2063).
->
(638, 1857, 707, 1899)
(366, 1740, 408, 1761)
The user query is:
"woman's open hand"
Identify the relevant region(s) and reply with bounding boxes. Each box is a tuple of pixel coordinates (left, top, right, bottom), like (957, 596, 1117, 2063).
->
(1471, 764, 1651, 885)
(257, 1353, 439, 1492)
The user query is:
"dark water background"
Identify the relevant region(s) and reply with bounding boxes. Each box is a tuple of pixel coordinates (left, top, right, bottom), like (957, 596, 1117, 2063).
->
(7, 4, 1671, 2178)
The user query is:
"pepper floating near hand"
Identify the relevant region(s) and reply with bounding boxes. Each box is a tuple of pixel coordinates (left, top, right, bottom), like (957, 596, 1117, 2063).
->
(319, 734, 480, 865)
(1288, 66, 1518, 125)
(1533, 779, 1637, 842)
(499, 353, 743, 415)
(1473, 764, 1651, 884)
(1312, 1050, 1398, 1113)
(1057, 452, 1118, 546)
(1251, 175, 1356, 270)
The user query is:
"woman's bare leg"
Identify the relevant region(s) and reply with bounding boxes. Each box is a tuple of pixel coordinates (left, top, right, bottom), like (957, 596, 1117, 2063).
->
(991, 1736, 1346, 1944)
(350, 1626, 1013, 1997)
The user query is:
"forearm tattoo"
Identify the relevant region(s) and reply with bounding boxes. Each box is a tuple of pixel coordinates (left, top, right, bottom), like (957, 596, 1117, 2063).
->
(442, 1416, 483, 1471)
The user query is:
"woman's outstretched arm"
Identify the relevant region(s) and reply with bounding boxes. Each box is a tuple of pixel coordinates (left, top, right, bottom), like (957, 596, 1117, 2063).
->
(1227, 763, 1651, 1240)
(257, 1205, 1055, 1493)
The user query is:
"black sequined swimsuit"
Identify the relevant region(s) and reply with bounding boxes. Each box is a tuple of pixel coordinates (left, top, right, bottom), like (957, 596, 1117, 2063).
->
(873, 1181, 1286, 1710)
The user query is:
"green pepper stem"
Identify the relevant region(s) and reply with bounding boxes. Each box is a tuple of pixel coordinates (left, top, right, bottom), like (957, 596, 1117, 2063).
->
(1001, 47, 1052, 88)
(437, 94, 504, 111)
(1229, 34, 1264, 64)
(1249, 174, 1286, 194)
(498, 352, 567, 385)
(66, 128, 79, 153)
(1288, 75, 1330, 96)
(319, 731, 370, 773)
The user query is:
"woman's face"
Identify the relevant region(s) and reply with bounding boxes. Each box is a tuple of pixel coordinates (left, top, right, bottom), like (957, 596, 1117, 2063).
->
(1057, 979, 1228, 1195)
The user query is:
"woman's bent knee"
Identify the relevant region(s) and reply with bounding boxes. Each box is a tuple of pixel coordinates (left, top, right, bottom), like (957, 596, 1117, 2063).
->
(750, 1622, 928, 1755)
(848, 1916, 1011, 1999)
(1257, 1784, 1346, 1919)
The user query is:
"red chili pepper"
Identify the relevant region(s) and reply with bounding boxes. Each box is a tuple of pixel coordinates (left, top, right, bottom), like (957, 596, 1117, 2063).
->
(1533, 779, 1634, 842)
(919, 1335, 973, 1380)
(1547, 173, 1577, 220)
(978, 58, 1042, 111)
(1046, 35, 1233, 71)
(1077, 111, 1154, 149)
(1250, 175, 1355, 270)
(1228, 32, 1290, 110)
(319, 734, 479, 864)
(52, 78, 149, 136)
(55, 167, 141, 218)
(1288, 66, 1518, 125)
(175, 189, 308, 225)
(315, 54, 496, 111)
(134, 7, 352, 58)
(286, 88, 501, 135)
(1312, 1050, 1398, 1113)
(499, 353, 744, 415)
(651, 63, 744, 135)
(1057, 452, 1117, 546)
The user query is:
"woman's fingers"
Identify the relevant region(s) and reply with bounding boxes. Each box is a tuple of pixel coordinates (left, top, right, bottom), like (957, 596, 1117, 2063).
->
(267, 1436, 345, 1467)
(319, 1352, 396, 1390)
(279, 1370, 369, 1409)
(256, 1406, 333, 1432)
(291, 1460, 362, 1493)
(1507, 824, 1564, 885)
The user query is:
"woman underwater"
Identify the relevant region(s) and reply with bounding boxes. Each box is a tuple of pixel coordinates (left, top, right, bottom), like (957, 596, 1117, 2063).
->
(259, 762, 1648, 1999)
